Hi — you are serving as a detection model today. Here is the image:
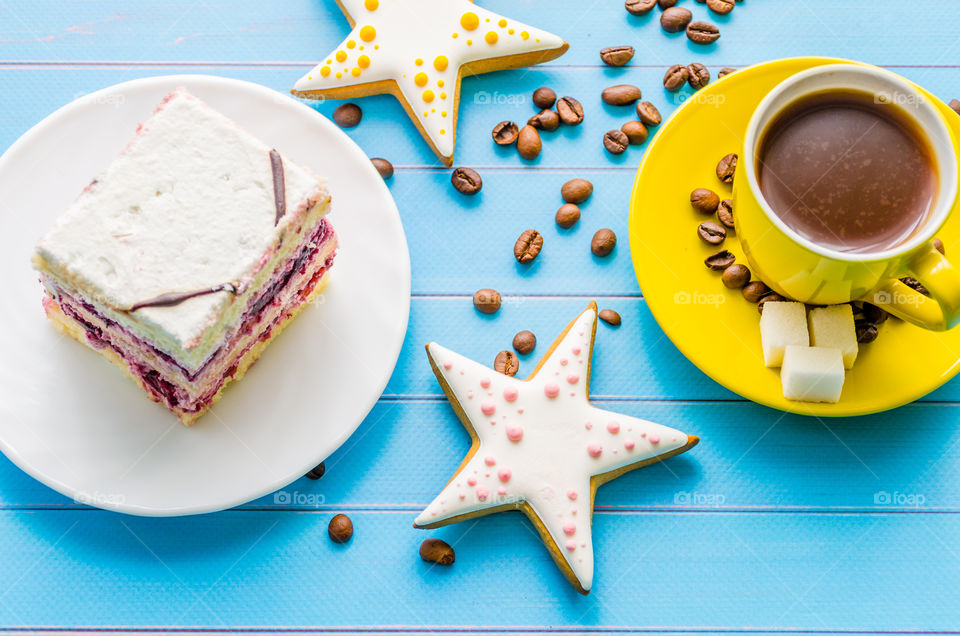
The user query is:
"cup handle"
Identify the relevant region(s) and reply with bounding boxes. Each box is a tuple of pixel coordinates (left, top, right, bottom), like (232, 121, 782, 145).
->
(869, 242, 960, 331)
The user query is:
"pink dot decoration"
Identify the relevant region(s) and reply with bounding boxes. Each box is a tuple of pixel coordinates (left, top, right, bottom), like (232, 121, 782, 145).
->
(467, 390, 474, 399)
(587, 443, 603, 457)
(484, 456, 496, 466)
(567, 490, 578, 500)
(480, 377, 491, 389)
(506, 424, 524, 442)
(606, 421, 620, 434)
(572, 347, 581, 355)
(567, 373, 579, 385)
(443, 361, 453, 370)
(476, 486, 489, 501)
(497, 486, 507, 495)
(560, 358, 568, 366)
(481, 401, 496, 416)
(544, 383, 560, 398)
(503, 387, 518, 402)
(565, 540, 577, 551)
(563, 521, 576, 536)
(649, 433, 661, 444)
(498, 467, 512, 482)
(458, 493, 466, 500)
(467, 476, 477, 486)
(624, 439, 635, 450)
(584, 422, 592, 430)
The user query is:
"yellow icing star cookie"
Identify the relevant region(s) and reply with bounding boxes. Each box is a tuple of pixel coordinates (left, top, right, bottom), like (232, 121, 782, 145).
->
(291, 0, 569, 166)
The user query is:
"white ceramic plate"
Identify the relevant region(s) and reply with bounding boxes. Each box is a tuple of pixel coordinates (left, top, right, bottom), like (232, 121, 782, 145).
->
(0, 75, 410, 516)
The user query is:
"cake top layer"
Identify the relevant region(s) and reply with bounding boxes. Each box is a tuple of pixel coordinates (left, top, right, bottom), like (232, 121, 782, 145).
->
(36, 89, 327, 363)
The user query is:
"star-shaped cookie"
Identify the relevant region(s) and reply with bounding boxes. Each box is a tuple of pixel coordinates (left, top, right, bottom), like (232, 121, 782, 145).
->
(291, 0, 569, 166)
(415, 303, 699, 594)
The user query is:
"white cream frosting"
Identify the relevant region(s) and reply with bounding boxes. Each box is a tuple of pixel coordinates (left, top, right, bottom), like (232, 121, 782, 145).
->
(35, 89, 328, 371)
(416, 306, 695, 592)
(292, 0, 566, 160)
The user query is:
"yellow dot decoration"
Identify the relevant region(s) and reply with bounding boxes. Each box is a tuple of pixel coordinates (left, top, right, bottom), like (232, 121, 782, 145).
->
(320, 65, 331, 77)
(440, 129, 446, 134)
(508, 28, 515, 35)
(415, 58, 423, 66)
(466, 39, 472, 45)
(440, 92, 447, 99)
(485, 31, 498, 44)
(364, 0, 378, 9)
(346, 40, 356, 49)
(434, 55, 448, 71)
(423, 111, 429, 116)
(308, 76, 313, 80)
(498, 18, 507, 27)
(351, 67, 362, 77)
(437, 79, 445, 88)
(358, 55, 370, 68)
(326, 59, 333, 64)
(414, 72, 428, 86)
(423, 90, 435, 103)
(374, 44, 379, 49)
(441, 111, 447, 117)
(460, 12, 479, 30)
(485, 18, 490, 22)
(359, 25, 377, 42)
(452, 32, 459, 39)
(336, 72, 342, 78)
(520, 31, 529, 40)
(335, 50, 347, 62)
(359, 45, 365, 50)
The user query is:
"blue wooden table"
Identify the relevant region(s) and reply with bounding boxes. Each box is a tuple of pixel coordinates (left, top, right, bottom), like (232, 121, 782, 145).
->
(2, 0, 960, 632)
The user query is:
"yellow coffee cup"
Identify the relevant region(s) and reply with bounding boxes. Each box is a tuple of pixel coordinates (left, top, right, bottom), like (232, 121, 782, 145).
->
(735, 63, 960, 330)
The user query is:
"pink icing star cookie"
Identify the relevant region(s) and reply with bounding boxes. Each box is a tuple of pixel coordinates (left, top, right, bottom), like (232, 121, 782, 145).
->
(415, 302, 700, 594)
(291, 0, 569, 166)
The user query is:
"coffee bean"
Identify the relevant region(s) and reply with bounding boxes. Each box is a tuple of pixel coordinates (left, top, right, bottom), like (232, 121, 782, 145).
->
(603, 129, 629, 154)
(599, 309, 622, 326)
(305, 462, 326, 480)
(663, 64, 690, 91)
(862, 303, 888, 325)
(704, 249, 735, 271)
(492, 121, 520, 145)
(742, 281, 771, 303)
(592, 228, 617, 257)
(855, 320, 879, 344)
(332, 103, 362, 128)
(934, 237, 946, 254)
(625, 0, 657, 13)
(601, 84, 642, 106)
(757, 294, 785, 314)
(370, 158, 394, 179)
(557, 96, 584, 125)
(528, 109, 560, 131)
(561, 178, 594, 203)
(951, 99, 960, 116)
(533, 87, 557, 109)
(698, 221, 726, 245)
(687, 21, 720, 44)
(517, 125, 542, 160)
(706, 0, 735, 13)
(687, 63, 710, 89)
(717, 199, 734, 228)
(494, 350, 519, 376)
(722, 264, 750, 289)
(419, 538, 455, 565)
(600, 45, 635, 66)
(901, 276, 930, 296)
(690, 188, 720, 214)
(635, 101, 662, 126)
(514, 229, 543, 263)
(328, 514, 353, 543)
(451, 167, 482, 194)
(660, 7, 692, 32)
(658, 0, 678, 9)
(556, 203, 581, 229)
(716, 153, 737, 184)
(473, 288, 501, 314)
(718, 67, 737, 78)
(621, 121, 649, 145)
(513, 330, 537, 355)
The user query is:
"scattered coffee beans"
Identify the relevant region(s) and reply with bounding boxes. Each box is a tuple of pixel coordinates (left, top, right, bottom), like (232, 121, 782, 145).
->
(599, 309, 622, 326)
(513, 330, 537, 354)
(603, 129, 629, 154)
(690, 188, 720, 214)
(451, 167, 482, 195)
(704, 249, 735, 271)
(592, 229, 617, 256)
(757, 294, 785, 314)
(716, 153, 737, 184)
(529, 109, 560, 131)
(419, 538, 455, 565)
(862, 303, 888, 325)
(557, 96, 585, 125)
(934, 237, 946, 254)
(621, 121, 649, 145)
(332, 103, 362, 128)
(305, 462, 326, 480)
(717, 199, 734, 228)
(556, 203, 581, 229)
(707, 0, 735, 13)
(697, 221, 726, 245)
(855, 320, 879, 344)
(625, 0, 657, 14)
(492, 121, 520, 145)
(601, 84, 642, 106)
(517, 125, 542, 160)
(561, 178, 594, 203)
(687, 63, 710, 89)
(635, 101, 662, 126)
(663, 64, 690, 91)
(687, 21, 721, 44)
(494, 350, 519, 376)
(722, 264, 750, 289)
(901, 276, 930, 296)
(661, 7, 692, 32)
(533, 87, 557, 109)
(473, 288, 501, 314)
(370, 158, 394, 179)
(951, 99, 960, 116)
(514, 229, 543, 263)
(658, 0, 678, 7)
(718, 67, 737, 78)
(600, 45, 635, 66)
(741, 281, 771, 303)
(328, 514, 353, 543)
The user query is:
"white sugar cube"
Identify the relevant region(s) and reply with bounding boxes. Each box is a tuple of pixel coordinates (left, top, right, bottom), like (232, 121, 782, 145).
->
(760, 301, 809, 367)
(781, 346, 845, 403)
(808, 304, 858, 369)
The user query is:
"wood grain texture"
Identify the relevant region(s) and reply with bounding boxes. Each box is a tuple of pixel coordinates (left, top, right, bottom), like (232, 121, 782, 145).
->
(1, 0, 959, 632)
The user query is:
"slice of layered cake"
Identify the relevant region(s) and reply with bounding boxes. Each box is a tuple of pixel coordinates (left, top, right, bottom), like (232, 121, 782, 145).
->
(33, 89, 337, 425)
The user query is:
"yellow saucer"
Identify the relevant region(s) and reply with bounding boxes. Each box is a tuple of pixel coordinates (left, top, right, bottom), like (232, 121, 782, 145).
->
(629, 56, 960, 416)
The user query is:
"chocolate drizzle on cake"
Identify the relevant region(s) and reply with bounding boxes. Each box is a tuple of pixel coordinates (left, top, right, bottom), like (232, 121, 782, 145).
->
(126, 283, 238, 312)
(269, 149, 286, 225)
